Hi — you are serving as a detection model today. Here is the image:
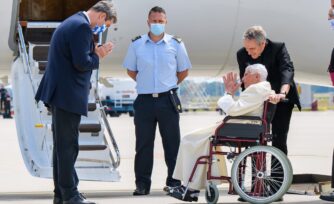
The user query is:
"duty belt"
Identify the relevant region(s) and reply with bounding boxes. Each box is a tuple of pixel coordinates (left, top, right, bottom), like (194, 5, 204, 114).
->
(139, 89, 176, 98)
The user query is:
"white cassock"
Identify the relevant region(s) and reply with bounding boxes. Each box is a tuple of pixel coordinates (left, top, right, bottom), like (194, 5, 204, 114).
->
(172, 81, 274, 190)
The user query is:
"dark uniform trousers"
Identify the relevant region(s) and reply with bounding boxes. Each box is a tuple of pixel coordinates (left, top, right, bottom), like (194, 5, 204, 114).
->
(52, 106, 81, 201)
(134, 93, 181, 190)
(271, 102, 295, 155)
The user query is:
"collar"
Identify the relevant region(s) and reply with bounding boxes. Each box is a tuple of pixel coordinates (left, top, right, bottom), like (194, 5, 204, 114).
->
(83, 11, 91, 24)
(261, 39, 270, 55)
(145, 33, 168, 44)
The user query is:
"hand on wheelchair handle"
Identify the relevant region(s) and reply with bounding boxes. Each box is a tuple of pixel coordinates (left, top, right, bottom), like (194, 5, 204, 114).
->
(269, 93, 289, 104)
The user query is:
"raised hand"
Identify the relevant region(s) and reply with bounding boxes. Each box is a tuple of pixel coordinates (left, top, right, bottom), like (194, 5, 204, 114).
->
(223, 72, 241, 96)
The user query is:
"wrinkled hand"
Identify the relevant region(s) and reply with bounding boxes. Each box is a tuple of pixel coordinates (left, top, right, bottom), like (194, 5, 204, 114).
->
(95, 42, 113, 59)
(223, 72, 241, 95)
(268, 93, 285, 104)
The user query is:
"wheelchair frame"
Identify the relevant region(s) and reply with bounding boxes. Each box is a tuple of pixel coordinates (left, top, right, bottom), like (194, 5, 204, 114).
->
(185, 101, 292, 204)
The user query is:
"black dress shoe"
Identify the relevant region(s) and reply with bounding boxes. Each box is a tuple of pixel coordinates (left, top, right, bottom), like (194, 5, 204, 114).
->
(53, 196, 62, 204)
(133, 186, 150, 196)
(320, 191, 334, 202)
(63, 194, 96, 204)
(237, 197, 246, 202)
(238, 196, 283, 202)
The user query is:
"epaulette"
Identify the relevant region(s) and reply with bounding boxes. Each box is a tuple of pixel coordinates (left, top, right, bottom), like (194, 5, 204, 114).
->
(132, 35, 141, 42)
(172, 36, 182, 43)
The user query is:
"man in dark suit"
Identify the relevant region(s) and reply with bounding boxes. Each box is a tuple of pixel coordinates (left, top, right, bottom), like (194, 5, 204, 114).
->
(236, 26, 301, 202)
(35, 1, 117, 204)
(237, 26, 301, 157)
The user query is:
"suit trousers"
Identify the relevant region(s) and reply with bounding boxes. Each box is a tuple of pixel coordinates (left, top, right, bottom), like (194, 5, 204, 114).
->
(271, 102, 294, 155)
(52, 106, 81, 200)
(133, 94, 181, 190)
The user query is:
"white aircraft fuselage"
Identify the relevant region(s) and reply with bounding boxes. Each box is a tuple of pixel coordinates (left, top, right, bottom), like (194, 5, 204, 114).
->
(2, 0, 333, 82)
(2, 0, 334, 183)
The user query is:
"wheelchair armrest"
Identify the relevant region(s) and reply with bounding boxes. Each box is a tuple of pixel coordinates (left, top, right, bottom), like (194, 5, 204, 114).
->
(223, 115, 262, 123)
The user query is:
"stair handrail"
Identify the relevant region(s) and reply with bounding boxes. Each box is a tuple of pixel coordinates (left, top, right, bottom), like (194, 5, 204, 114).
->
(93, 32, 120, 169)
(17, 22, 37, 95)
(95, 89, 121, 169)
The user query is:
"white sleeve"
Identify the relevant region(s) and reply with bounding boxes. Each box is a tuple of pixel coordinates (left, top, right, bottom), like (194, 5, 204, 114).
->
(217, 85, 270, 116)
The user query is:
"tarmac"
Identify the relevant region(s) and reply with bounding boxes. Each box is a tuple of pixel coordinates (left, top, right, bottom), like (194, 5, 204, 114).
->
(0, 111, 333, 204)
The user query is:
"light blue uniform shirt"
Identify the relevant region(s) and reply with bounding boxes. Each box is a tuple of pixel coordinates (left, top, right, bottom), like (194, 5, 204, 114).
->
(123, 33, 192, 94)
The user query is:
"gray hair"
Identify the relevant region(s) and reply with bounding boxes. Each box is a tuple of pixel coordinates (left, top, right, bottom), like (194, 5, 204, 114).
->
(243, 25, 267, 45)
(245, 64, 268, 81)
(90, 1, 117, 23)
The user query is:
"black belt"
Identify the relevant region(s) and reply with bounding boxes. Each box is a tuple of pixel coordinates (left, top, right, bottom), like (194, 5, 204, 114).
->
(139, 89, 176, 98)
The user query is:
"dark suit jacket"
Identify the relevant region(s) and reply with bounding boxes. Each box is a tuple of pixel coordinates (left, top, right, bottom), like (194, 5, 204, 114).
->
(237, 39, 301, 110)
(35, 12, 99, 116)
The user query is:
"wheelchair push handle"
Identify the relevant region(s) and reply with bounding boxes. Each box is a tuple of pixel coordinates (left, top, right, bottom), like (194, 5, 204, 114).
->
(280, 98, 289, 103)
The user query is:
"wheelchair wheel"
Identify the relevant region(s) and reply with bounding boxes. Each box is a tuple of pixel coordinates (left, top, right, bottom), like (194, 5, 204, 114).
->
(231, 146, 292, 204)
(205, 182, 219, 204)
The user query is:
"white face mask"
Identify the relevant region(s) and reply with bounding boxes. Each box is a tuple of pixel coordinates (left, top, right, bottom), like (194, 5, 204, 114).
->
(330, 19, 334, 30)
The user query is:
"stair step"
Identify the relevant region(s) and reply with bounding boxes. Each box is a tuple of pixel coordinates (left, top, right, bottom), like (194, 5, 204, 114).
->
(88, 103, 97, 111)
(32, 45, 49, 61)
(79, 145, 107, 151)
(79, 123, 101, 133)
(38, 61, 47, 71)
(25, 28, 55, 44)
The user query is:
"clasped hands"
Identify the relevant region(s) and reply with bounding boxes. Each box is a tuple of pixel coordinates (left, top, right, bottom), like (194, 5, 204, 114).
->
(95, 42, 113, 59)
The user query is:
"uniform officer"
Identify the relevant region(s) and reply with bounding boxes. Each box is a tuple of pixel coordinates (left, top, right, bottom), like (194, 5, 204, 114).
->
(123, 6, 192, 196)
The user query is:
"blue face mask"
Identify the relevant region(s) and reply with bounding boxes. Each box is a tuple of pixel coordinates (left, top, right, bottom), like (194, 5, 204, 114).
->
(150, 23, 165, 36)
(92, 24, 107, 35)
(330, 19, 334, 30)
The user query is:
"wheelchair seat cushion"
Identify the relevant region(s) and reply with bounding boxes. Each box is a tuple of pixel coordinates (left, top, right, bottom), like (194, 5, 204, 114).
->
(216, 116, 264, 139)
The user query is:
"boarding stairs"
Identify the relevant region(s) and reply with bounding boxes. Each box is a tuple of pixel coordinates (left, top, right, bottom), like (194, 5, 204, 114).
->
(11, 21, 120, 181)
(180, 80, 210, 111)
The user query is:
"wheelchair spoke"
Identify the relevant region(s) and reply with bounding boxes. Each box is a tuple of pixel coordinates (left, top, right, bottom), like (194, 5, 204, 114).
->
(271, 158, 282, 171)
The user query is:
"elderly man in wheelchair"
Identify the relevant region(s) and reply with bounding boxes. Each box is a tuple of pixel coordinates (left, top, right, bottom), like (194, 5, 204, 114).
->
(166, 64, 293, 204)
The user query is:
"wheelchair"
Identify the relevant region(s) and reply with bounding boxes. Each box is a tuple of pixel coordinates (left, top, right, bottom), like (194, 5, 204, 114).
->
(186, 101, 293, 204)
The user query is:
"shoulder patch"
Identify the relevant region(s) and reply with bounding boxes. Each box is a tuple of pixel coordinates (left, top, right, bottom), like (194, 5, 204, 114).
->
(172, 36, 182, 43)
(131, 35, 141, 42)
